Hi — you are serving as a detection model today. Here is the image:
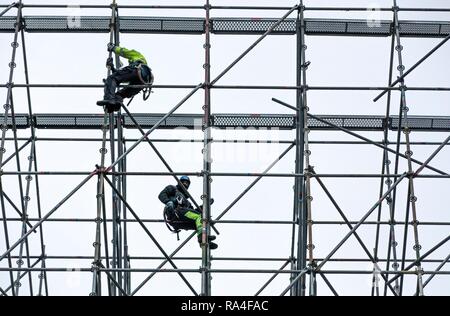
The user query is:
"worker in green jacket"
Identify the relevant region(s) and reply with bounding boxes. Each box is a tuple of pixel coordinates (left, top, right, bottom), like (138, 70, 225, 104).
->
(97, 44, 154, 112)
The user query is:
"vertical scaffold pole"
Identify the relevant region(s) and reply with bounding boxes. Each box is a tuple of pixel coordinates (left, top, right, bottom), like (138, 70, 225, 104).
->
(201, 0, 213, 296)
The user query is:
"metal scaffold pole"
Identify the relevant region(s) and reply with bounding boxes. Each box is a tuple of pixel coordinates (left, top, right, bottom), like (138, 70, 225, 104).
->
(372, 8, 397, 296)
(391, 1, 424, 296)
(373, 5, 403, 296)
(0, 1, 23, 297)
(20, 16, 49, 297)
(200, 0, 213, 296)
(293, 1, 309, 297)
(110, 0, 123, 296)
(91, 0, 117, 296)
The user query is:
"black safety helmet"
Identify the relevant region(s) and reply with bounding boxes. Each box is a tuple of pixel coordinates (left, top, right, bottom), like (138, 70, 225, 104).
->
(180, 176, 191, 190)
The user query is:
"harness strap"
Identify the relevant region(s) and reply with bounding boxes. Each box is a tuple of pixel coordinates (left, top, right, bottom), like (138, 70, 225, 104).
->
(131, 63, 152, 84)
(133, 63, 153, 101)
(163, 208, 181, 234)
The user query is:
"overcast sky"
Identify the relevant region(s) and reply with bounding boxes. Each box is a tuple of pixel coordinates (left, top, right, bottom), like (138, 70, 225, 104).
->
(1, 0, 450, 296)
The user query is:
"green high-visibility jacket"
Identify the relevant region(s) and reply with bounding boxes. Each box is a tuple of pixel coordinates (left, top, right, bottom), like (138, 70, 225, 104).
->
(114, 46, 148, 65)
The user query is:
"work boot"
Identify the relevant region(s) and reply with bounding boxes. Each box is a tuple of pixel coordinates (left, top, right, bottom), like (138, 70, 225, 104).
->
(110, 100, 123, 112)
(198, 240, 219, 250)
(197, 234, 216, 243)
(197, 234, 218, 249)
(96, 99, 117, 107)
(97, 100, 123, 113)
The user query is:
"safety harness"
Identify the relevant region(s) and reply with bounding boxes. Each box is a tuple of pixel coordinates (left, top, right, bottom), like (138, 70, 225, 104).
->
(132, 62, 154, 101)
(163, 195, 196, 241)
(163, 207, 181, 240)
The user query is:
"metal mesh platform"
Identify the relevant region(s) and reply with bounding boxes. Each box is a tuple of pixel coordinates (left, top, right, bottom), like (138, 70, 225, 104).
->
(212, 18, 296, 35)
(0, 16, 449, 37)
(305, 19, 392, 37)
(391, 116, 450, 131)
(120, 17, 204, 34)
(25, 16, 110, 33)
(309, 115, 386, 130)
(0, 16, 204, 34)
(0, 16, 15, 32)
(123, 114, 203, 129)
(34, 114, 115, 129)
(3, 114, 450, 132)
(213, 114, 296, 129)
(399, 21, 450, 37)
(0, 115, 30, 129)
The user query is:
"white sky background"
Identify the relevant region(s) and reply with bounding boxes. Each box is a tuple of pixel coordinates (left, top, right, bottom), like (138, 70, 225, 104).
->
(0, 0, 450, 296)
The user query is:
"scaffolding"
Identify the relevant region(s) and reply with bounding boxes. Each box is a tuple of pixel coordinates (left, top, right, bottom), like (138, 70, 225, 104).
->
(0, 0, 450, 296)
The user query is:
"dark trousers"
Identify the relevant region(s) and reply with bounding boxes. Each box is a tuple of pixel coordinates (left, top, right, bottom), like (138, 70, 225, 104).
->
(104, 66, 143, 102)
(172, 207, 202, 233)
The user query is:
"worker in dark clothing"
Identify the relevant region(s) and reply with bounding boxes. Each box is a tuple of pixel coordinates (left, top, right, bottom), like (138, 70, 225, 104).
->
(159, 176, 218, 250)
(97, 44, 154, 112)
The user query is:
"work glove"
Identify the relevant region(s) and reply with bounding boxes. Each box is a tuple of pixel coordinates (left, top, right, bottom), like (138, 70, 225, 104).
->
(107, 43, 116, 52)
(166, 201, 175, 211)
(197, 199, 214, 212)
(106, 57, 116, 71)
